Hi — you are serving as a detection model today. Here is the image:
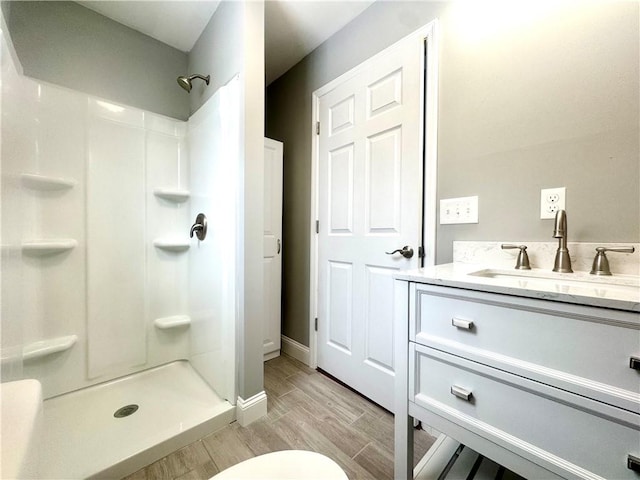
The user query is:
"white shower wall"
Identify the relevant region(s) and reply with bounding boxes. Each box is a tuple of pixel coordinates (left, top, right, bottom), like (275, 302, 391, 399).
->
(1, 22, 25, 382)
(87, 99, 151, 379)
(3, 53, 90, 397)
(2, 43, 238, 401)
(187, 76, 239, 404)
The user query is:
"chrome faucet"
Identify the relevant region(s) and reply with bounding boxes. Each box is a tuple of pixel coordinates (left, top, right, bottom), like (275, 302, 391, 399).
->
(590, 246, 635, 275)
(501, 244, 531, 270)
(552, 209, 573, 273)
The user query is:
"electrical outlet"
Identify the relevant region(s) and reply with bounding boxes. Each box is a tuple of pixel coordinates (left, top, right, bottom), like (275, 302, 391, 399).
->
(540, 187, 566, 219)
(440, 196, 479, 224)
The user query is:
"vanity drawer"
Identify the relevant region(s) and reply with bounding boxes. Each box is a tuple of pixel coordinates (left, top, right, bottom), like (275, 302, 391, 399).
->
(410, 343, 640, 480)
(410, 283, 640, 412)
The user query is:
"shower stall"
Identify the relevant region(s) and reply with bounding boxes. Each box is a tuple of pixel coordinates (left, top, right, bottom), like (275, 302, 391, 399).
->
(1, 11, 244, 478)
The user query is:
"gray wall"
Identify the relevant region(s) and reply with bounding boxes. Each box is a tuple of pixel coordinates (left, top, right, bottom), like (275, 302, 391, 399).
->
(187, 1, 243, 115)
(238, 0, 266, 403)
(188, 1, 266, 401)
(3, 1, 189, 120)
(266, 1, 640, 347)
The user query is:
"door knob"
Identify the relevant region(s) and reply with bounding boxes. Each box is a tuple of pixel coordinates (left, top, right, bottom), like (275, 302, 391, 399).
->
(190, 213, 207, 241)
(385, 246, 414, 259)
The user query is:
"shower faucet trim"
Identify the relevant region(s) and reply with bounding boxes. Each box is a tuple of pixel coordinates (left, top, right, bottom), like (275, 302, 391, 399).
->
(190, 213, 207, 241)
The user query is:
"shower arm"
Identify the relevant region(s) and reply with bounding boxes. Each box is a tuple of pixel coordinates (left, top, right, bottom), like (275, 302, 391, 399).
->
(177, 73, 211, 93)
(188, 74, 210, 83)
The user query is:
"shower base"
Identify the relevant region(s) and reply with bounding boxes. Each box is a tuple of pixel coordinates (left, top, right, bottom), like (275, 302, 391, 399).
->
(40, 360, 235, 479)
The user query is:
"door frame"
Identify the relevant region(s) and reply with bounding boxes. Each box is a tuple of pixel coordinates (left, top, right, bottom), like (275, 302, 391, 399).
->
(309, 19, 439, 368)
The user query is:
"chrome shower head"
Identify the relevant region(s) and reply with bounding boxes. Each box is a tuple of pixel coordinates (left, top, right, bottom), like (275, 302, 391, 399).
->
(177, 76, 192, 92)
(177, 74, 210, 93)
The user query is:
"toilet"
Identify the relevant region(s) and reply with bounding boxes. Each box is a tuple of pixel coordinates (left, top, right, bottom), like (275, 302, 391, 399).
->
(211, 450, 348, 479)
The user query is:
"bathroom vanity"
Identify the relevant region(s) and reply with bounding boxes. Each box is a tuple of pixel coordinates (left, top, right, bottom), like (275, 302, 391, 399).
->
(393, 263, 640, 480)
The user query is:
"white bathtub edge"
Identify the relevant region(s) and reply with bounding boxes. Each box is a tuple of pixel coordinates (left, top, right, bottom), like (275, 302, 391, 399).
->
(88, 402, 235, 480)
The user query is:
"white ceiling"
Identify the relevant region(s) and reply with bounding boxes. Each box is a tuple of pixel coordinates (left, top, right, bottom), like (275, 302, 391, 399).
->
(77, 1, 375, 85)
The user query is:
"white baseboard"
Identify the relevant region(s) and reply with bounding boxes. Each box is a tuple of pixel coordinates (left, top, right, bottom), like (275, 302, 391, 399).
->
(281, 335, 310, 366)
(236, 391, 267, 427)
(264, 350, 280, 362)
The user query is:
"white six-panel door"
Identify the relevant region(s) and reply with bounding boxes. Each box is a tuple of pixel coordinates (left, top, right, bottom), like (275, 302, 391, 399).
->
(263, 138, 283, 360)
(315, 31, 427, 411)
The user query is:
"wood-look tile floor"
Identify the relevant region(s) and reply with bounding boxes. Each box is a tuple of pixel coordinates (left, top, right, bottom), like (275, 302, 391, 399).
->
(123, 354, 436, 479)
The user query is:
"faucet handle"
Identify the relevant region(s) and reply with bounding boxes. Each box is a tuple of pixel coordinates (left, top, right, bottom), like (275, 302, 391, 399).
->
(590, 246, 635, 276)
(189, 213, 208, 241)
(501, 244, 531, 270)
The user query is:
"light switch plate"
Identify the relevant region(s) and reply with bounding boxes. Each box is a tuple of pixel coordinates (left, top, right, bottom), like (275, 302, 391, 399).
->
(440, 196, 479, 224)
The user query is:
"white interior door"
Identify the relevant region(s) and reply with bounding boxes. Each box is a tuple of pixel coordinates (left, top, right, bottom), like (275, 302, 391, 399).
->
(316, 32, 426, 411)
(263, 138, 283, 360)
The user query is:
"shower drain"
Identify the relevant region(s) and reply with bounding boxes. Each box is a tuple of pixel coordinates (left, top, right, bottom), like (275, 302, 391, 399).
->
(114, 404, 139, 418)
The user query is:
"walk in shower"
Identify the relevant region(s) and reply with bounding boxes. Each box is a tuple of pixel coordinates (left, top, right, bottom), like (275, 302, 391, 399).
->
(1, 14, 240, 478)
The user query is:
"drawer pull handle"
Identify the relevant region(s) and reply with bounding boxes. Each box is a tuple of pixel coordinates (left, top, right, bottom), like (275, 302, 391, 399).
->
(627, 454, 640, 472)
(451, 385, 473, 402)
(630, 356, 640, 371)
(452, 318, 474, 330)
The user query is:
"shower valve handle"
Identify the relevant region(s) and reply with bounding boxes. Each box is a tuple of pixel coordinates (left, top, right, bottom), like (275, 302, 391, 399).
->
(190, 224, 203, 237)
(190, 213, 207, 241)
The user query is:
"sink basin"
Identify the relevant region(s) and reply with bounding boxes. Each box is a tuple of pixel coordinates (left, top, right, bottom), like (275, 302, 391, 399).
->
(467, 268, 640, 296)
(0, 379, 42, 479)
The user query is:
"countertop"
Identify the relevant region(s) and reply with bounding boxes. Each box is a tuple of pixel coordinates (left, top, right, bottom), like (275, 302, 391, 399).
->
(395, 263, 640, 313)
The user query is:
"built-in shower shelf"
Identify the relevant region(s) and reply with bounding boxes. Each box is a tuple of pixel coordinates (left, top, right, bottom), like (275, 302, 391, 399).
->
(153, 239, 190, 252)
(21, 173, 76, 191)
(23, 335, 78, 361)
(153, 188, 190, 203)
(22, 239, 77, 255)
(154, 315, 191, 330)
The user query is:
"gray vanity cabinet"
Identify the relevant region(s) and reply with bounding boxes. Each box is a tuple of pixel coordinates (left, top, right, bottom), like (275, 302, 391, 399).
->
(394, 280, 640, 480)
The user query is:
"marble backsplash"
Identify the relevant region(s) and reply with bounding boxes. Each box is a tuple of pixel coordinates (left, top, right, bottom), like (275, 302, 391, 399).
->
(453, 241, 640, 276)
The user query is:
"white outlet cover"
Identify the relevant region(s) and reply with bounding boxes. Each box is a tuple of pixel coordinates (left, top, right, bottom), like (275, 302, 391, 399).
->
(440, 196, 479, 224)
(540, 187, 566, 219)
